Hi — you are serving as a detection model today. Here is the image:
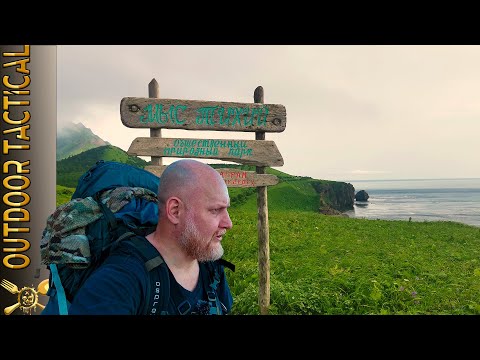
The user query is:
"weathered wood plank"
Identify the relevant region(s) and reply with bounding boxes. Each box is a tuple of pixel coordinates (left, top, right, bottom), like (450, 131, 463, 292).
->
(145, 165, 279, 188)
(216, 168, 279, 187)
(254, 85, 270, 315)
(120, 97, 287, 132)
(148, 78, 162, 166)
(144, 165, 167, 177)
(128, 137, 284, 167)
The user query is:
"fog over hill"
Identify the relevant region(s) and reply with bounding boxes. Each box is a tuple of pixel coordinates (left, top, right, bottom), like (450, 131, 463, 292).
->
(57, 122, 109, 160)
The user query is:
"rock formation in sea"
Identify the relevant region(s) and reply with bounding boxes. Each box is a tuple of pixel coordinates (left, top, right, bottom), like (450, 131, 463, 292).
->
(355, 190, 369, 201)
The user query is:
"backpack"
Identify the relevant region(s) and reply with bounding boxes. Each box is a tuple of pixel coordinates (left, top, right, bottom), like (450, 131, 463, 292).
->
(40, 160, 234, 315)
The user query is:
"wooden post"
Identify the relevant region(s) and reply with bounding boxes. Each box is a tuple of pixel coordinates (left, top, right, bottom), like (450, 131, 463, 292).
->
(120, 84, 287, 315)
(254, 86, 270, 315)
(148, 78, 162, 166)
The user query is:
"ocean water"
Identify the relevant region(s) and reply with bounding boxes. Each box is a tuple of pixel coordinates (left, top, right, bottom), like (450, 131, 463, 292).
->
(343, 178, 480, 228)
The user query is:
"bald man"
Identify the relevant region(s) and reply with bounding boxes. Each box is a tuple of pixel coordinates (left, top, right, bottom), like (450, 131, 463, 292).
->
(52, 159, 234, 315)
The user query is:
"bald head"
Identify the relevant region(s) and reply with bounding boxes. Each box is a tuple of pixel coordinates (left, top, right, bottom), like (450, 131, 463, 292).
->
(157, 160, 226, 211)
(152, 159, 233, 261)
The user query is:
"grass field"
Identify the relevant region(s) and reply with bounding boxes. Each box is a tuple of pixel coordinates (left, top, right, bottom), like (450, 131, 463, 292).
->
(224, 209, 480, 315)
(56, 182, 480, 315)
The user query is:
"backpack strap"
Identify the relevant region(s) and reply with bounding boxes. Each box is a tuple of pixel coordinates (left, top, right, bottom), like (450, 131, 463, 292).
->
(122, 235, 170, 315)
(93, 191, 117, 230)
(205, 262, 222, 315)
(203, 259, 235, 315)
(92, 191, 133, 253)
(49, 263, 69, 315)
(217, 258, 235, 272)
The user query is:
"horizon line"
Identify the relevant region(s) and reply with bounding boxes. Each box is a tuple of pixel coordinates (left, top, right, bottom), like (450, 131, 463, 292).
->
(343, 177, 480, 182)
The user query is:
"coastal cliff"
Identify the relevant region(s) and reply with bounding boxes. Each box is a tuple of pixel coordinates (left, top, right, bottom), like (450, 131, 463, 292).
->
(310, 180, 355, 215)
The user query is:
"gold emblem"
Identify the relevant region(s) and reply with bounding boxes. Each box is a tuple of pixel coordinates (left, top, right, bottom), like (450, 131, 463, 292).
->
(1, 278, 49, 315)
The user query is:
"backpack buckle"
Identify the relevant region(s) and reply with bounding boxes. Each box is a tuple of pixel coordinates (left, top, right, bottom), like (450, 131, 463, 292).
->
(177, 300, 191, 315)
(207, 291, 217, 302)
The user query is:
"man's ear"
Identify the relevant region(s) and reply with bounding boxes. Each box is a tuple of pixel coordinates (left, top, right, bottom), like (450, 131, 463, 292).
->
(166, 196, 182, 224)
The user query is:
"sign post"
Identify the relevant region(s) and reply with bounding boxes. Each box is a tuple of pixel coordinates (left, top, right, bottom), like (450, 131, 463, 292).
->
(148, 79, 162, 166)
(254, 86, 270, 315)
(120, 81, 287, 314)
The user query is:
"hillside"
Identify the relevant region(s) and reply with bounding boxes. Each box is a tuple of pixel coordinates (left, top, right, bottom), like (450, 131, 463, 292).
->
(54, 122, 355, 213)
(227, 177, 354, 213)
(57, 122, 109, 160)
(57, 155, 355, 214)
(57, 145, 150, 188)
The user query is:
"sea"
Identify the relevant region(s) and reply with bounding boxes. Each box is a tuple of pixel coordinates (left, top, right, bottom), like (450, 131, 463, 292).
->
(343, 178, 480, 228)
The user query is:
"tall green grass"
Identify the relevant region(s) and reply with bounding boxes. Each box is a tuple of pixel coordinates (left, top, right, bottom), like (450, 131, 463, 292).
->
(223, 209, 480, 315)
(55, 183, 480, 314)
(56, 185, 75, 206)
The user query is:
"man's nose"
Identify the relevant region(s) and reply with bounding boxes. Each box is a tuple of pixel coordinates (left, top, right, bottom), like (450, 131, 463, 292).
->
(222, 211, 233, 229)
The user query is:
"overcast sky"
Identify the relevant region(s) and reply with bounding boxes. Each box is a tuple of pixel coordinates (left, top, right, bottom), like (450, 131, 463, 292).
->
(57, 45, 480, 181)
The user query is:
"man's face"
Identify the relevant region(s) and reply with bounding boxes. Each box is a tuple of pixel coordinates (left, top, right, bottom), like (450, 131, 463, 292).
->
(179, 179, 232, 262)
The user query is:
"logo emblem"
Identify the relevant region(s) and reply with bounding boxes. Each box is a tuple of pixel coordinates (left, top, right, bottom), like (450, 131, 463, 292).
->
(1, 278, 49, 315)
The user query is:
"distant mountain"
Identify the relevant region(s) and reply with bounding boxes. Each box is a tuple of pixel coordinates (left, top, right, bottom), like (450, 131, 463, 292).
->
(57, 122, 109, 160)
(57, 145, 150, 188)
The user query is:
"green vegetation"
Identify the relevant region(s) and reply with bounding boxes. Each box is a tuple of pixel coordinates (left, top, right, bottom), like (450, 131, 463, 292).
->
(57, 145, 149, 188)
(224, 210, 480, 315)
(54, 154, 480, 315)
(229, 180, 320, 212)
(55, 179, 480, 315)
(56, 185, 75, 206)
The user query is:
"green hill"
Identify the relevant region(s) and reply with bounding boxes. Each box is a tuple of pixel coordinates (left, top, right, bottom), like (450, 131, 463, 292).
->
(57, 145, 150, 188)
(57, 122, 109, 160)
(56, 155, 354, 215)
(212, 164, 354, 213)
(228, 179, 319, 212)
(209, 163, 352, 212)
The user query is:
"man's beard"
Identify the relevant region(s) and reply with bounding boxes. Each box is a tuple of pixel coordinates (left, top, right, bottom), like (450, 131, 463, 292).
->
(179, 213, 224, 262)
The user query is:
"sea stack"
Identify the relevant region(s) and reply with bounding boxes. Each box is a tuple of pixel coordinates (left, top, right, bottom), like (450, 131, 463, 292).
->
(355, 190, 369, 201)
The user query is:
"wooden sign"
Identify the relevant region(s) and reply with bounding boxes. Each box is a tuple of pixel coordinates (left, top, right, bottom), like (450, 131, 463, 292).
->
(120, 97, 287, 133)
(145, 165, 279, 188)
(216, 168, 279, 187)
(128, 137, 284, 167)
